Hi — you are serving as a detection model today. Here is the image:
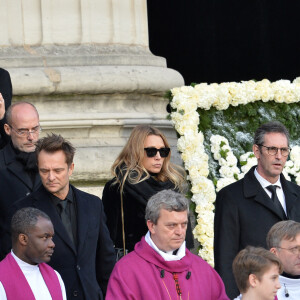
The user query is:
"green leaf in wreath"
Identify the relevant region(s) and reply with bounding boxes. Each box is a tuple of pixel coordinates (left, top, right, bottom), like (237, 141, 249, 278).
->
(220, 149, 229, 159)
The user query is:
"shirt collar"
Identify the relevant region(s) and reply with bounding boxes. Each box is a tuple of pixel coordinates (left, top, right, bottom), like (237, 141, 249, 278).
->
(11, 250, 39, 269)
(144, 231, 186, 261)
(50, 185, 74, 205)
(254, 168, 282, 189)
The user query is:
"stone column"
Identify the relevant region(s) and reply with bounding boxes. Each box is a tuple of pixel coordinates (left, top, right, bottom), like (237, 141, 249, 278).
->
(0, 0, 184, 196)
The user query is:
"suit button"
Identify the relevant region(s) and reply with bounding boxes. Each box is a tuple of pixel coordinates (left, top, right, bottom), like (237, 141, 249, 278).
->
(73, 290, 78, 297)
(26, 192, 30, 196)
(76, 265, 80, 270)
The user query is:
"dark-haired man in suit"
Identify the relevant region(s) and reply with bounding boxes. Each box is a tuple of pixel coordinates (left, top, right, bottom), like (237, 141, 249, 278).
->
(10, 133, 115, 300)
(214, 121, 300, 299)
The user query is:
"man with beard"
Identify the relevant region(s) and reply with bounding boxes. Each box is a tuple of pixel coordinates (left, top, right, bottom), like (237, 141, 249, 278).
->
(214, 121, 300, 299)
(0, 102, 41, 258)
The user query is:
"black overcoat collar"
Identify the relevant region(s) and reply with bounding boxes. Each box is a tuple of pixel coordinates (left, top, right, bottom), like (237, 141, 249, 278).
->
(3, 143, 40, 190)
(243, 166, 297, 220)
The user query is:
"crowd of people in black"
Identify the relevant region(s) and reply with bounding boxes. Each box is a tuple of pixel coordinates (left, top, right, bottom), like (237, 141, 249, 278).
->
(1, 67, 300, 300)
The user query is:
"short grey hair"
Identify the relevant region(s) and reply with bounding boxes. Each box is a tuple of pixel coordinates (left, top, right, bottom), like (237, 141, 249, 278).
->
(145, 190, 189, 224)
(266, 220, 300, 249)
(6, 102, 39, 125)
(253, 121, 289, 146)
(11, 207, 51, 245)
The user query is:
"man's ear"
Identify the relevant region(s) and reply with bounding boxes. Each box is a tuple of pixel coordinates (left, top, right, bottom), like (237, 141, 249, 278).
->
(249, 273, 258, 287)
(270, 247, 279, 256)
(4, 123, 11, 136)
(68, 162, 75, 176)
(147, 220, 155, 235)
(18, 233, 28, 246)
(253, 144, 260, 159)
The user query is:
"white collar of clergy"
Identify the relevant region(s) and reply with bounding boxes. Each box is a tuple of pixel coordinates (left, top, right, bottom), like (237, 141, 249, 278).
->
(145, 231, 186, 261)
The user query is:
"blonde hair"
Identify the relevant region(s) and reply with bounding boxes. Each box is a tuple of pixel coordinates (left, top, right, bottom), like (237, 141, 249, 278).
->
(112, 125, 185, 192)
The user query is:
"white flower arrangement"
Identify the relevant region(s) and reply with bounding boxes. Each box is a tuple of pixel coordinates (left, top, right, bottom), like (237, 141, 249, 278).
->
(170, 78, 300, 266)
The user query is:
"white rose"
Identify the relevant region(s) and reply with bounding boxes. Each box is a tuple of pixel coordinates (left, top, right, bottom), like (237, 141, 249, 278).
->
(282, 170, 291, 181)
(219, 165, 240, 178)
(290, 146, 300, 162)
(216, 177, 236, 192)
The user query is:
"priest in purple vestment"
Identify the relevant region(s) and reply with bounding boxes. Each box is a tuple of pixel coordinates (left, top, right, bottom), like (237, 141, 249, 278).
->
(0, 207, 66, 300)
(106, 189, 229, 300)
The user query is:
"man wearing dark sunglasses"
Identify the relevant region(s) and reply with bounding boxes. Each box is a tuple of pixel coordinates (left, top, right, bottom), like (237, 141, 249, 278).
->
(214, 121, 300, 299)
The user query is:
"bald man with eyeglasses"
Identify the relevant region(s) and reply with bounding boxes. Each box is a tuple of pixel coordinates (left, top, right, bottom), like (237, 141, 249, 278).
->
(214, 121, 300, 299)
(0, 102, 42, 259)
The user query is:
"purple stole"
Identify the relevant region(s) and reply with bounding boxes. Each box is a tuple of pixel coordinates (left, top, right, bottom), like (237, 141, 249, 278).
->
(0, 253, 63, 300)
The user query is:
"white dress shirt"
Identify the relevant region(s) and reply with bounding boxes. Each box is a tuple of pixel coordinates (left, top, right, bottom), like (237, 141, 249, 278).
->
(254, 168, 287, 214)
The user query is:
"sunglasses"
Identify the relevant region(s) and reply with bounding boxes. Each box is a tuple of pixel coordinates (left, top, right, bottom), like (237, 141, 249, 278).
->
(144, 147, 170, 158)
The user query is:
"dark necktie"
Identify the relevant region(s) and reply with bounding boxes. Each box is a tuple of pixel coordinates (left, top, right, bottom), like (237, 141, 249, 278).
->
(266, 185, 287, 220)
(58, 200, 74, 244)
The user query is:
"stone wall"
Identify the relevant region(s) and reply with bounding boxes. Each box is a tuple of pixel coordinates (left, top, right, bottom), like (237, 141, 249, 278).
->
(0, 0, 184, 196)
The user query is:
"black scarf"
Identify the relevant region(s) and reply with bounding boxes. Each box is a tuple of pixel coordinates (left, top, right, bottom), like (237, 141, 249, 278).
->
(15, 151, 38, 172)
(117, 168, 176, 206)
(124, 175, 176, 206)
(12, 142, 38, 185)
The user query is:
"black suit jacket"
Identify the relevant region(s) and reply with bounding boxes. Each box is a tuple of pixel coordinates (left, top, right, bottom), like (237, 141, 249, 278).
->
(0, 143, 41, 256)
(10, 184, 116, 300)
(214, 166, 300, 299)
(0, 68, 12, 149)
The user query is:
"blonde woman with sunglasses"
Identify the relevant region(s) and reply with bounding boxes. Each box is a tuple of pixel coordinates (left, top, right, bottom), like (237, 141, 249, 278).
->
(102, 125, 194, 255)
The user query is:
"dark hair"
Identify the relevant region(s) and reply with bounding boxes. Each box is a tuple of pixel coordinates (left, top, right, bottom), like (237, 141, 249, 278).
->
(6, 102, 39, 125)
(145, 189, 189, 224)
(36, 133, 75, 166)
(232, 246, 283, 293)
(267, 220, 300, 249)
(253, 121, 289, 146)
(11, 207, 51, 244)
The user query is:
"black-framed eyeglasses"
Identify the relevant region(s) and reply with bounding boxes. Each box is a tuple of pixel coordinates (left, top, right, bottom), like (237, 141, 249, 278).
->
(144, 147, 170, 158)
(257, 144, 290, 157)
(277, 246, 300, 255)
(8, 124, 42, 137)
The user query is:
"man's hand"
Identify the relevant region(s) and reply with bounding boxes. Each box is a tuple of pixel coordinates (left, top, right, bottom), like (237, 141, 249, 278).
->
(0, 93, 5, 120)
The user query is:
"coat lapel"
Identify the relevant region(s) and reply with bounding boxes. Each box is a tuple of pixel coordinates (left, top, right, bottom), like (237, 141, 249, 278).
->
(74, 187, 89, 255)
(33, 172, 42, 190)
(243, 167, 286, 220)
(7, 160, 33, 188)
(281, 174, 299, 219)
(33, 187, 77, 254)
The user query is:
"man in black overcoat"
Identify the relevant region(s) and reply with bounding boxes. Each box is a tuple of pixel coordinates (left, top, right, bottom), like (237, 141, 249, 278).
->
(0, 102, 41, 258)
(0, 67, 12, 149)
(214, 121, 300, 299)
(9, 134, 115, 300)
